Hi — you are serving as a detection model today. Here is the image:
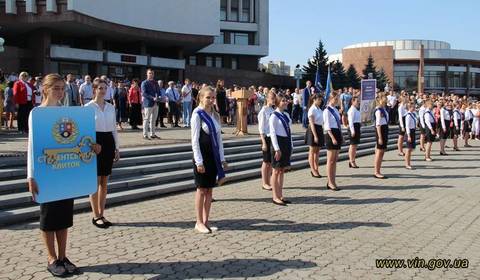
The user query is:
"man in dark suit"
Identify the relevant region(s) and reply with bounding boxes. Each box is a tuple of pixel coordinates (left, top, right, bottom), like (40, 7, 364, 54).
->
(302, 80, 312, 128)
(63, 74, 80, 106)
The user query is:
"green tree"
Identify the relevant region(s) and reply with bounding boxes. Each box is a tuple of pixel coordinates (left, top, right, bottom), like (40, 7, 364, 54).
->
(302, 39, 329, 88)
(331, 60, 348, 90)
(377, 67, 390, 91)
(346, 64, 361, 89)
(362, 54, 377, 80)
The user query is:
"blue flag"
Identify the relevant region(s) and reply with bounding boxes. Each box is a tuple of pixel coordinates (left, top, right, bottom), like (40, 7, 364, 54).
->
(314, 63, 322, 92)
(324, 65, 333, 104)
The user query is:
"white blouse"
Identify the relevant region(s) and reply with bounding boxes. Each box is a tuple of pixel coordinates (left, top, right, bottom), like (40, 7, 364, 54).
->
(398, 104, 407, 128)
(85, 101, 119, 150)
(21, 80, 33, 101)
(191, 107, 225, 167)
(464, 109, 473, 121)
(453, 109, 461, 128)
(308, 105, 324, 126)
(258, 105, 275, 136)
(347, 106, 361, 134)
(323, 106, 341, 131)
(418, 106, 426, 128)
(405, 112, 417, 135)
(375, 107, 389, 126)
(269, 109, 293, 151)
(424, 110, 435, 130)
(440, 108, 451, 131)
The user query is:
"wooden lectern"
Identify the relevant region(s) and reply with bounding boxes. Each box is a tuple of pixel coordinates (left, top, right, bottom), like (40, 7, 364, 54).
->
(232, 89, 254, 136)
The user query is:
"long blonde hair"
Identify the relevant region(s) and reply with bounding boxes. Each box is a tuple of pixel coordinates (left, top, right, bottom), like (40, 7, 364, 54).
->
(197, 86, 220, 121)
(41, 73, 65, 105)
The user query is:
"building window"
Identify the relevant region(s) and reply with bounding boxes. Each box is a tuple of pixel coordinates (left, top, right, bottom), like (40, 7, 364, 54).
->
(215, 57, 223, 68)
(206, 56, 213, 67)
(448, 71, 466, 88)
(188, 56, 197, 66)
(232, 32, 249, 45)
(241, 0, 251, 22)
(230, 0, 239, 21)
(471, 72, 480, 89)
(425, 71, 445, 88)
(220, 0, 227, 21)
(232, 57, 238, 70)
(214, 32, 225, 44)
(394, 71, 418, 91)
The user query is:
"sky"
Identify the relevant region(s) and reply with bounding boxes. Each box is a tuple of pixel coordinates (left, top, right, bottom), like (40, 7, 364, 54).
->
(261, 0, 480, 68)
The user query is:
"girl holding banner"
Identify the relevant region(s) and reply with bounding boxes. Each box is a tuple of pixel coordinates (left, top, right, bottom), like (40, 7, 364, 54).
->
(404, 102, 417, 169)
(323, 92, 342, 191)
(257, 90, 276, 191)
(374, 94, 389, 179)
(269, 93, 293, 206)
(86, 78, 120, 229)
(28, 74, 99, 277)
(191, 86, 228, 233)
(306, 93, 324, 178)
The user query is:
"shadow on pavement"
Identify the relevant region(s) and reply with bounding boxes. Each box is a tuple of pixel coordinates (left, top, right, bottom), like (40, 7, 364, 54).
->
(81, 258, 317, 279)
(214, 196, 417, 205)
(115, 218, 391, 233)
(293, 184, 454, 191)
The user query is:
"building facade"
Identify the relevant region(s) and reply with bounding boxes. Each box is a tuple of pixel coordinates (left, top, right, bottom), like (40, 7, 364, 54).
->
(336, 40, 480, 95)
(0, 0, 291, 87)
(260, 61, 291, 76)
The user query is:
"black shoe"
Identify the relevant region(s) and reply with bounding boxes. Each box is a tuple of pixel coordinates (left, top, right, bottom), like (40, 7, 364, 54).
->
(310, 171, 322, 178)
(373, 174, 387, 179)
(281, 199, 292, 204)
(47, 260, 67, 277)
(273, 199, 287, 206)
(349, 162, 359, 169)
(440, 152, 448, 156)
(420, 147, 425, 152)
(61, 258, 81, 275)
(101, 217, 113, 227)
(92, 217, 108, 229)
(150, 135, 159, 139)
(143, 136, 151, 140)
(326, 183, 341, 191)
(160, 125, 167, 128)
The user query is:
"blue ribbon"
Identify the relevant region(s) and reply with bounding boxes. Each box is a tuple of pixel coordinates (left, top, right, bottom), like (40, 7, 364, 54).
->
(374, 107, 389, 124)
(196, 109, 225, 181)
(326, 106, 341, 129)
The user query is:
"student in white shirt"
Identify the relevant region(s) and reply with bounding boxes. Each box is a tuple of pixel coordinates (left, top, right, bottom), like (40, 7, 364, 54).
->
(323, 92, 342, 191)
(85, 78, 120, 229)
(452, 102, 462, 151)
(462, 102, 473, 147)
(347, 96, 361, 168)
(397, 96, 407, 156)
(191, 86, 228, 234)
(418, 102, 426, 152)
(306, 93, 324, 178)
(257, 90, 276, 191)
(423, 100, 436, 161)
(439, 102, 451, 155)
(404, 102, 417, 169)
(269, 93, 293, 206)
(373, 94, 389, 179)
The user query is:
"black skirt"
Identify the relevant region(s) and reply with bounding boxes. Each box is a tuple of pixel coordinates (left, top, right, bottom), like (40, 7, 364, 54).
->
(193, 128, 218, 188)
(440, 125, 450, 140)
(97, 132, 115, 176)
(262, 136, 272, 163)
(376, 125, 389, 150)
(271, 136, 292, 169)
(463, 120, 472, 133)
(425, 123, 436, 143)
(419, 125, 426, 135)
(305, 124, 325, 147)
(399, 116, 406, 136)
(129, 103, 143, 127)
(39, 199, 74, 231)
(325, 128, 343, 150)
(348, 123, 361, 145)
(406, 129, 416, 149)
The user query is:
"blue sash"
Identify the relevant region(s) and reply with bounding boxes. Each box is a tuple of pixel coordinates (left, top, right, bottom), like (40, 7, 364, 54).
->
(273, 111, 292, 146)
(326, 106, 341, 129)
(374, 107, 389, 125)
(197, 109, 225, 181)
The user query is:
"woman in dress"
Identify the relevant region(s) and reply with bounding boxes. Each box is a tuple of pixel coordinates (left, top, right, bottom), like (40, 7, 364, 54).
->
(192, 86, 228, 233)
(373, 94, 389, 179)
(423, 99, 436, 161)
(27, 74, 96, 277)
(404, 102, 417, 169)
(397, 96, 407, 156)
(86, 78, 120, 229)
(323, 92, 342, 190)
(348, 96, 361, 168)
(269, 93, 293, 206)
(3, 81, 16, 129)
(128, 79, 142, 130)
(113, 80, 128, 130)
(258, 90, 276, 190)
(215, 80, 228, 124)
(306, 93, 324, 178)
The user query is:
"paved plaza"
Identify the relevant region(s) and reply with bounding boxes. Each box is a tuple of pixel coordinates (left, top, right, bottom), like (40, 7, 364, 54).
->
(1, 142, 480, 280)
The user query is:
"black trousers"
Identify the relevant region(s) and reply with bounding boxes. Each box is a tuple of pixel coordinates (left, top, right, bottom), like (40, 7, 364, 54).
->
(168, 101, 180, 126)
(156, 102, 167, 126)
(292, 104, 302, 123)
(17, 103, 33, 133)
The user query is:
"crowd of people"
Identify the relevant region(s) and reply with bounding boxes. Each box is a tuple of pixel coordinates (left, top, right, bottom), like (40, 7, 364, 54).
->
(19, 69, 480, 277)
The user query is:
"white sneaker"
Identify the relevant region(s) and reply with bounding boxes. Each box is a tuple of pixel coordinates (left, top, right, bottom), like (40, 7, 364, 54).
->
(194, 223, 211, 234)
(208, 226, 218, 232)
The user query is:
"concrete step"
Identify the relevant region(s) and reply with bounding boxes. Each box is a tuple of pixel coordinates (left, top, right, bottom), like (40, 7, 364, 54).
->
(0, 135, 409, 226)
